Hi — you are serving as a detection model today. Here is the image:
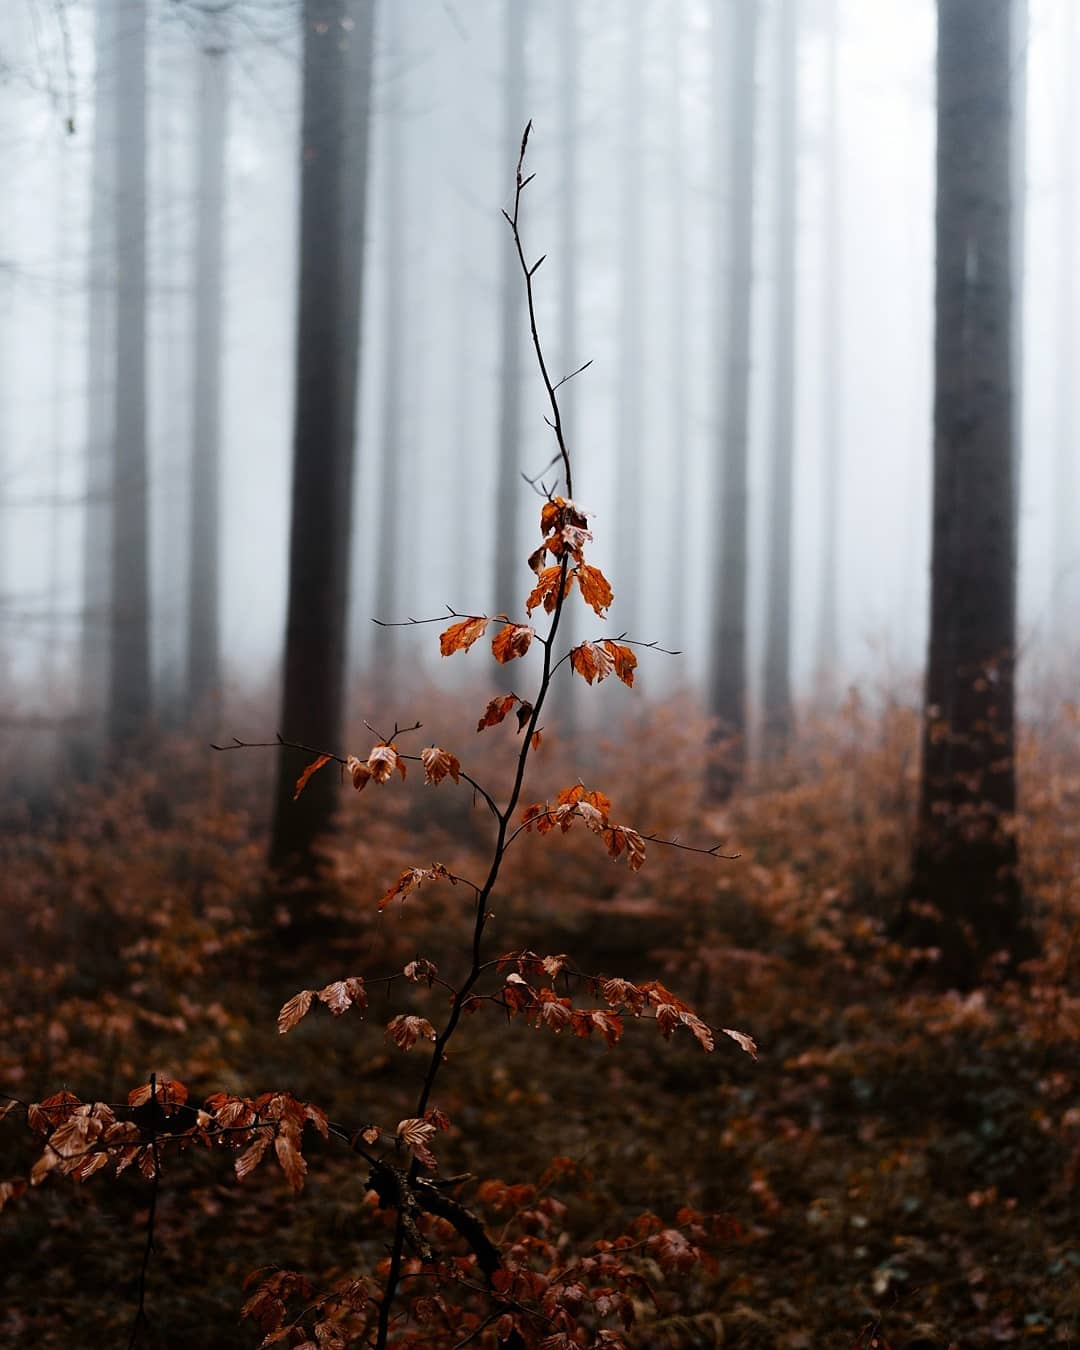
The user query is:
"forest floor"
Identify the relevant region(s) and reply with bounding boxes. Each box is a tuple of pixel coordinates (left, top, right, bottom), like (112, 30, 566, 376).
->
(0, 689, 1077, 1348)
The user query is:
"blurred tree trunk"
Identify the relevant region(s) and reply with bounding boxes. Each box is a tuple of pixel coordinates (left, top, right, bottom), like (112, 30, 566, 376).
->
(815, 0, 841, 700)
(1052, 1, 1076, 629)
(186, 35, 227, 723)
(80, 0, 116, 754)
(552, 0, 580, 741)
(108, 0, 151, 751)
(906, 0, 1033, 984)
(492, 0, 526, 622)
(762, 0, 797, 760)
(613, 1, 643, 637)
(372, 0, 405, 681)
(270, 0, 374, 871)
(1011, 0, 1026, 543)
(666, 0, 688, 647)
(706, 0, 757, 802)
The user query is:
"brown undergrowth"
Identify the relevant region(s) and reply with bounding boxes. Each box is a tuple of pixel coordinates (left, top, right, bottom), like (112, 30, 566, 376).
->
(1, 687, 1077, 1347)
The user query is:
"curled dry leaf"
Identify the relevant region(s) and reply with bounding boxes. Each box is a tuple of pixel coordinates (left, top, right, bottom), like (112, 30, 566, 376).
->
(396, 1117, 438, 1169)
(420, 746, 461, 785)
(346, 754, 371, 791)
(387, 1014, 437, 1052)
(525, 565, 570, 616)
(278, 989, 314, 1035)
(293, 753, 332, 800)
(439, 615, 490, 656)
(378, 863, 450, 911)
(404, 957, 438, 984)
(367, 743, 405, 784)
(722, 1027, 758, 1059)
(477, 693, 518, 732)
(574, 563, 614, 616)
(316, 977, 367, 1017)
(128, 1077, 188, 1112)
(491, 623, 534, 663)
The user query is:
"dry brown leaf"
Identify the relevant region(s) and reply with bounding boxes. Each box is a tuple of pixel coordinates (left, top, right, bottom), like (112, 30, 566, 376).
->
(574, 563, 613, 616)
(278, 989, 314, 1035)
(346, 754, 371, 791)
(439, 615, 490, 656)
(491, 623, 535, 663)
(387, 1014, 437, 1052)
(477, 693, 518, 732)
(420, 746, 461, 785)
(722, 1027, 758, 1059)
(293, 753, 331, 801)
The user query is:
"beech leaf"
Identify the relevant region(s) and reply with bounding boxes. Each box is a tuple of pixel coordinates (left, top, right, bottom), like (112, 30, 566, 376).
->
(293, 753, 332, 801)
(439, 615, 490, 656)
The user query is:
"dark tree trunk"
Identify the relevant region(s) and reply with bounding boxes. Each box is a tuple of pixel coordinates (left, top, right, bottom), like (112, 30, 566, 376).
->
(108, 0, 151, 750)
(613, 1, 643, 637)
(80, 0, 116, 750)
(906, 0, 1033, 984)
(762, 0, 797, 760)
(187, 36, 227, 722)
(270, 0, 374, 871)
(706, 0, 758, 802)
(492, 0, 526, 620)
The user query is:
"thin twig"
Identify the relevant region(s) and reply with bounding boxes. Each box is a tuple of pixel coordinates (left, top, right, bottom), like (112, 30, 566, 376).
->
(127, 1074, 160, 1350)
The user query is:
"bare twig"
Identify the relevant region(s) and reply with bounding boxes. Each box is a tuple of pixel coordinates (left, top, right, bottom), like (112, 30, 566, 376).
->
(127, 1074, 160, 1350)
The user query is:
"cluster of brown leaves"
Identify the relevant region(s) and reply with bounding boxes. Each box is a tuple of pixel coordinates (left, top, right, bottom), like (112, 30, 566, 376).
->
(569, 640, 637, 688)
(19, 1081, 329, 1194)
(440, 615, 536, 665)
(521, 785, 647, 871)
(277, 977, 368, 1033)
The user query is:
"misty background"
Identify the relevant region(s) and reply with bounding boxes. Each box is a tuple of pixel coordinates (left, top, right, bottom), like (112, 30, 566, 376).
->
(0, 0, 1076, 753)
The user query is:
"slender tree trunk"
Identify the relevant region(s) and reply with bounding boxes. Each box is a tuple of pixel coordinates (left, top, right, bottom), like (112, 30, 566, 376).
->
(667, 0, 689, 648)
(80, 0, 116, 750)
(270, 0, 374, 871)
(816, 0, 841, 699)
(907, 0, 1033, 984)
(187, 36, 227, 722)
(553, 0, 580, 739)
(1011, 0, 1027, 544)
(613, 1, 643, 637)
(492, 0, 526, 620)
(762, 0, 797, 760)
(1052, 0, 1075, 630)
(706, 0, 758, 802)
(372, 0, 405, 680)
(108, 0, 151, 750)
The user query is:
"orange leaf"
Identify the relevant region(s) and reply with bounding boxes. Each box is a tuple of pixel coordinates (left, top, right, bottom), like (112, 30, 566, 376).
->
(575, 563, 613, 616)
(570, 642, 604, 685)
(367, 743, 405, 783)
(525, 566, 569, 615)
(346, 754, 371, 791)
(293, 753, 332, 800)
(491, 623, 535, 663)
(420, 746, 461, 785)
(439, 615, 490, 656)
(602, 640, 637, 687)
(477, 693, 518, 732)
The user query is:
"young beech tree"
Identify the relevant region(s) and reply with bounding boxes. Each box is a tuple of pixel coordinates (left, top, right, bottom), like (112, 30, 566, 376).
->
(5, 128, 753, 1350)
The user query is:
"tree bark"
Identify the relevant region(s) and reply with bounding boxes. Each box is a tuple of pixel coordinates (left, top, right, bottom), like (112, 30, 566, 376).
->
(80, 0, 116, 751)
(762, 0, 797, 760)
(108, 0, 151, 751)
(706, 0, 757, 801)
(907, 0, 1033, 984)
(492, 0, 526, 621)
(270, 0, 374, 871)
(187, 35, 228, 722)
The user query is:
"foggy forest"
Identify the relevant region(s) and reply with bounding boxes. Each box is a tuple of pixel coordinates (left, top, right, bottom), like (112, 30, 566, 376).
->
(0, 0, 1077, 1346)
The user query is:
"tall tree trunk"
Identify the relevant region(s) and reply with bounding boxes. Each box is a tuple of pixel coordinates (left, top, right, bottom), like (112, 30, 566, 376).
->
(372, 0, 405, 680)
(108, 0, 151, 750)
(80, 0, 115, 751)
(613, 1, 643, 637)
(907, 0, 1032, 984)
(492, 0, 526, 620)
(762, 0, 797, 760)
(270, 0, 374, 871)
(666, 0, 689, 648)
(187, 35, 227, 722)
(816, 0, 841, 699)
(1052, 0, 1075, 630)
(706, 0, 758, 802)
(1011, 0, 1027, 544)
(553, 0, 580, 739)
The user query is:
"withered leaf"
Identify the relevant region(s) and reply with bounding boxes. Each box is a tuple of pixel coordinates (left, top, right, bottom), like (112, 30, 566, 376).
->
(378, 864, 448, 911)
(420, 746, 461, 785)
(439, 615, 490, 656)
(274, 1133, 307, 1192)
(525, 566, 570, 615)
(396, 1117, 438, 1169)
(477, 693, 518, 732)
(515, 701, 534, 732)
(492, 623, 535, 663)
(574, 563, 614, 616)
(293, 753, 331, 801)
(387, 1015, 437, 1052)
(316, 978, 367, 1017)
(367, 743, 405, 784)
(722, 1027, 758, 1059)
(346, 753, 371, 791)
(235, 1129, 272, 1181)
(278, 989, 314, 1035)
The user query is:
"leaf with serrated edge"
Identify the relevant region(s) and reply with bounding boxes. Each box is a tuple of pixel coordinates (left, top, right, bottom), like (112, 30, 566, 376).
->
(278, 990, 314, 1035)
(439, 615, 490, 656)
